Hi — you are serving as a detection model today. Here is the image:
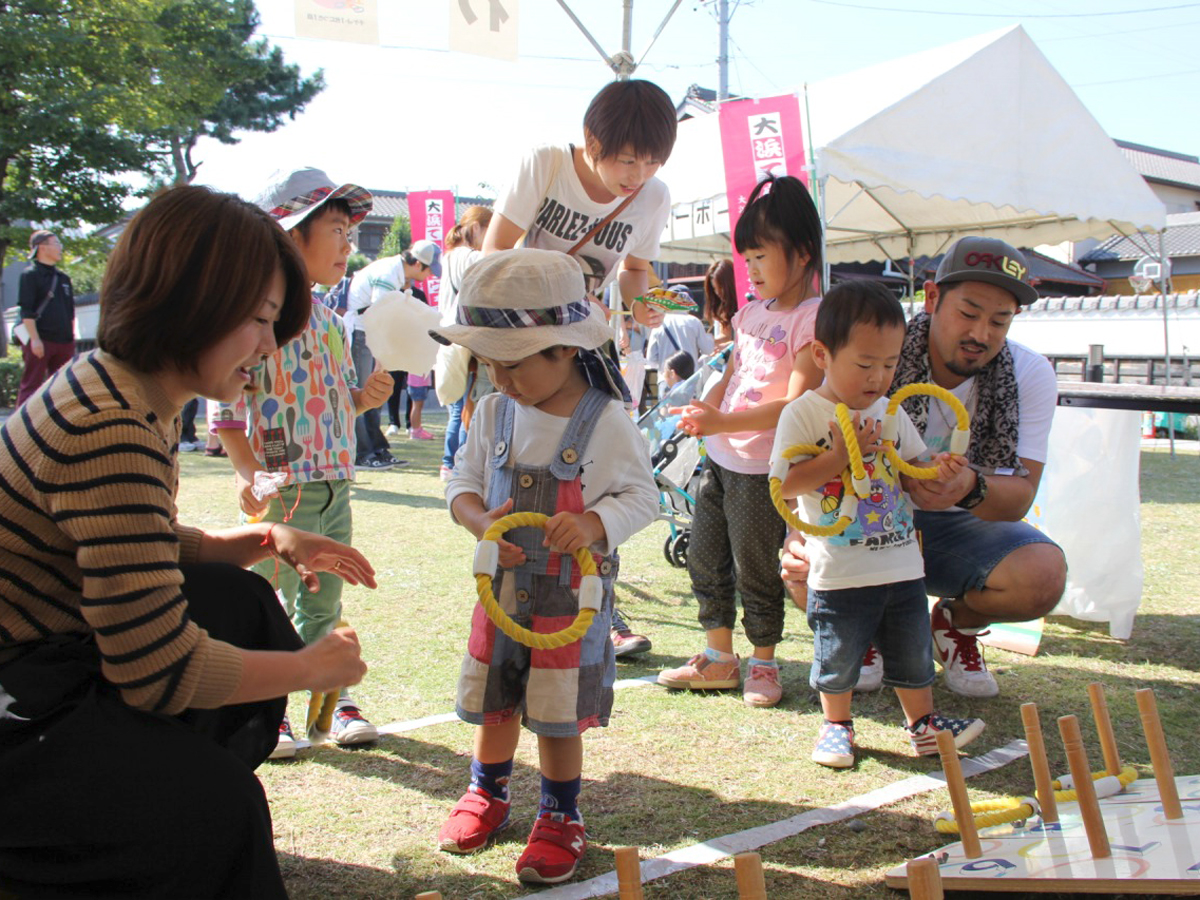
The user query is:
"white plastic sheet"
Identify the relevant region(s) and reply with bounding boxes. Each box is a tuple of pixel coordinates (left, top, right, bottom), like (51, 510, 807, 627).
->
(1028, 407, 1144, 639)
(361, 290, 441, 374)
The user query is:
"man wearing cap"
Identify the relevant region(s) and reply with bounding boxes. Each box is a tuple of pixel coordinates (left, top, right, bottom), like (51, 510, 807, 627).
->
(344, 240, 442, 468)
(15, 230, 75, 406)
(782, 236, 1066, 699)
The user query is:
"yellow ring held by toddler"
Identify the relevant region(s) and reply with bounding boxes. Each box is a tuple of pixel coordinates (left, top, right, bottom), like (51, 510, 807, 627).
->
(767, 383, 971, 536)
(475, 512, 600, 650)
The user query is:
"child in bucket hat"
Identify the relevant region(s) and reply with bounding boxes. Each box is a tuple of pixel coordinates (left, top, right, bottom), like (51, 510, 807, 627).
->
(433, 248, 658, 885)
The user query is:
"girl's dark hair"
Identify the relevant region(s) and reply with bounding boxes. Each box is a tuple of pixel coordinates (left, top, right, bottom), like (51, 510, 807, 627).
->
(583, 79, 677, 163)
(703, 258, 737, 328)
(289, 198, 354, 240)
(815, 281, 906, 355)
(733, 174, 823, 286)
(98, 185, 311, 374)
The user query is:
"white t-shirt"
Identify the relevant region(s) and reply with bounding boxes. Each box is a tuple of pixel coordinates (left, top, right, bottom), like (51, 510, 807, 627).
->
(438, 246, 484, 327)
(920, 338, 1057, 497)
(771, 392, 927, 591)
(645, 313, 715, 372)
(493, 144, 672, 300)
(344, 255, 408, 334)
(445, 393, 659, 556)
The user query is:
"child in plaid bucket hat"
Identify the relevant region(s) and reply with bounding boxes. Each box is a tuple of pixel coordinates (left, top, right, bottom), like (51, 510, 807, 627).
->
(433, 249, 659, 884)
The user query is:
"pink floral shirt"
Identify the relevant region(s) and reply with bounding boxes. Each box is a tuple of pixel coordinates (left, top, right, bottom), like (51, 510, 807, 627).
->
(705, 296, 821, 475)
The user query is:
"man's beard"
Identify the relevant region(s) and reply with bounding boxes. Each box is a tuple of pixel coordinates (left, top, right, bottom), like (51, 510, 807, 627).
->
(944, 342, 991, 378)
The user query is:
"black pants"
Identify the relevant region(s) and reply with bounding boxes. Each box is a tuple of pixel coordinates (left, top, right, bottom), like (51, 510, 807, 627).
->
(0, 563, 302, 899)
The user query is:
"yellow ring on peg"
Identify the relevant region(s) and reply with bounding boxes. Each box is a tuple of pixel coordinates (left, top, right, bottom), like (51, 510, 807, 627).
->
(883, 382, 971, 480)
(476, 512, 598, 649)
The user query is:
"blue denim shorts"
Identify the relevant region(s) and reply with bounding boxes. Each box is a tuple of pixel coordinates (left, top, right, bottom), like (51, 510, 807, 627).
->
(407, 385, 429, 402)
(915, 509, 1060, 599)
(807, 578, 935, 694)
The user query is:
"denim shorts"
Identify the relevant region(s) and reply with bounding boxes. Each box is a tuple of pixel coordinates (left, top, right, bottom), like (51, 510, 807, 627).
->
(915, 509, 1060, 600)
(807, 578, 935, 693)
(407, 385, 429, 402)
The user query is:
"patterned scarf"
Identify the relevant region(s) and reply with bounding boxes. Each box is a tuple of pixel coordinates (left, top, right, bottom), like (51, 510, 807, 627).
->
(893, 313, 1025, 476)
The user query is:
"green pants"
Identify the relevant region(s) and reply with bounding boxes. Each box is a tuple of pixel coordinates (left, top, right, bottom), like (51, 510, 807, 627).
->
(251, 479, 353, 646)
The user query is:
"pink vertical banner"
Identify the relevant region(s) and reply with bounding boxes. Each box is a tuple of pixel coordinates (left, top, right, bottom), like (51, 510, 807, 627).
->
(407, 190, 456, 309)
(718, 94, 807, 306)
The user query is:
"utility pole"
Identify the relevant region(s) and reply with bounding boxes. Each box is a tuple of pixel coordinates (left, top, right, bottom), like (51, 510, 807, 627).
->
(717, 0, 729, 100)
(555, 0, 682, 79)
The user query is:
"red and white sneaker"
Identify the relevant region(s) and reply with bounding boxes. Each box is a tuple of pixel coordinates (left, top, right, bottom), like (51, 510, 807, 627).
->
(515, 812, 587, 884)
(931, 600, 999, 698)
(437, 788, 511, 854)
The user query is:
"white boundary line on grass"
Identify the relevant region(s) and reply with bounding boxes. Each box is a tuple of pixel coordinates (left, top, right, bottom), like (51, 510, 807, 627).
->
(520, 739, 1031, 900)
(293, 676, 660, 750)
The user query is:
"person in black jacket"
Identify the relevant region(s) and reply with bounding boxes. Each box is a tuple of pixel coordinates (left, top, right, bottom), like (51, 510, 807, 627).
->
(16, 230, 75, 406)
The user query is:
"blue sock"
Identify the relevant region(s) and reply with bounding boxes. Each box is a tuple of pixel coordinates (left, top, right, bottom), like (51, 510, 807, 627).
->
(747, 657, 778, 669)
(539, 774, 582, 822)
(469, 758, 512, 803)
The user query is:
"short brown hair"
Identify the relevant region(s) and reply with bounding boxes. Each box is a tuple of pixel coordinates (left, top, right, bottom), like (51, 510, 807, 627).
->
(98, 185, 311, 374)
(583, 80, 677, 163)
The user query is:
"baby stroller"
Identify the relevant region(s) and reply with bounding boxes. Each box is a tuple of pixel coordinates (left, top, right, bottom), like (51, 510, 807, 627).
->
(637, 349, 729, 568)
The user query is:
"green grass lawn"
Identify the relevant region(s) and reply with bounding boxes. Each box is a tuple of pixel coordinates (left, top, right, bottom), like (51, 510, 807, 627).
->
(176, 425, 1200, 900)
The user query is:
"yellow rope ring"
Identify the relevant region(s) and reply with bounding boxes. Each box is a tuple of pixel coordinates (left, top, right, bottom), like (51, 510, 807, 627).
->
(934, 765, 1138, 834)
(768, 385, 970, 535)
(474, 512, 600, 650)
(883, 383, 971, 480)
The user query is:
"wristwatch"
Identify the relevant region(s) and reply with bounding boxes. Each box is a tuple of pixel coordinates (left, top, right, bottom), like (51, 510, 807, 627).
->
(958, 471, 988, 510)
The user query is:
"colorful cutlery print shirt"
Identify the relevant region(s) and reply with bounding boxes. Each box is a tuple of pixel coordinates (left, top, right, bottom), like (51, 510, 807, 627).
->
(213, 304, 359, 482)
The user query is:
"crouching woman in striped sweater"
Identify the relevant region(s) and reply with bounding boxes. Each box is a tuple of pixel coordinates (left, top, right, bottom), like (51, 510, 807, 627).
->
(0, 185, 374, 899)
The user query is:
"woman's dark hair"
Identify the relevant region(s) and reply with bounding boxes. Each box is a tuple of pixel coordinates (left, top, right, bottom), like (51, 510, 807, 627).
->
(815, 281, 906, 355)
(583, 79, 677, 164)
(704, 258, 737, 329)
(98, 185, 311, 374)
(733, 174, 823, 287)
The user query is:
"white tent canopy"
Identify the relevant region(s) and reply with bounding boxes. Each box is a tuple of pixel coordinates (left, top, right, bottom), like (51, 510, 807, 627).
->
(660, 25, 1166, 269)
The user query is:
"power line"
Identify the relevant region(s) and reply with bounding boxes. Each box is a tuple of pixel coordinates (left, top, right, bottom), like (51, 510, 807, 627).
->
(809, 0, 1200, 16)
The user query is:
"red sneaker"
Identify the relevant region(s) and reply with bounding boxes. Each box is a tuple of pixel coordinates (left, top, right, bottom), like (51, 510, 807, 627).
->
(437, 789, 510, 854)
(515, 812, 587, 884)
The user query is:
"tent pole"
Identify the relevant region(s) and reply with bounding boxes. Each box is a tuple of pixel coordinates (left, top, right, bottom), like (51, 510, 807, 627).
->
(907, 231, 916, 314)
(819, 175, 829, 295)
(1159, 230, 1174, 457)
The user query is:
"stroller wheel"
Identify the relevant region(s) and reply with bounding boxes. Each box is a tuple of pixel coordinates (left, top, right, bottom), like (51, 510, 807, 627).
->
(663, 534, 680, 567)
(670, 532, 689, 568)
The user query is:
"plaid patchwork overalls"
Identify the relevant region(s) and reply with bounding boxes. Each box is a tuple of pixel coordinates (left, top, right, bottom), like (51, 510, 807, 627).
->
(456, 388, 618, 737)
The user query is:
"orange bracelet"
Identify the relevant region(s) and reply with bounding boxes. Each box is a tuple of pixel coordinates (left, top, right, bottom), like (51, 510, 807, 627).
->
(260, 521, 279, 555)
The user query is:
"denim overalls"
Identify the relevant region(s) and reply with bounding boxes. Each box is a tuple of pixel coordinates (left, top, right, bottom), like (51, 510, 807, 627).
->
(456, 388, 618, 737)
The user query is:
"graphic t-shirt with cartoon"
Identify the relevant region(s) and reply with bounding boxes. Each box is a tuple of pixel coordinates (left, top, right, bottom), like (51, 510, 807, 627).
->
(771, 391, 927, 591)
(493, 144, 671, 300)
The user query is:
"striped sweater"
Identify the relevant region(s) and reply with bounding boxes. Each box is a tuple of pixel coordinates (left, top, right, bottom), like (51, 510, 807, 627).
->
(0, 351, 242, 713)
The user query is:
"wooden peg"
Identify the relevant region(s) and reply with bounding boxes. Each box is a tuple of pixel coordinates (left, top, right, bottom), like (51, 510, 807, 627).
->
(935, 728, 981, 858)
(414, 893, 443, 900)
(1088, 682, 1122, 776)
(906, 856, 944, 900)
(615, 846, 645, 900)
(1021, 702, 1059, 824)
(1136, 688, 1183, 819)
(734, 851, 767, 900)
(1058, 714, 1110, 859)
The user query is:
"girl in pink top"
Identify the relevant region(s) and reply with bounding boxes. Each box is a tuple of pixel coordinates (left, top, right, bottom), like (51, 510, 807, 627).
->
(658, 175, 823, 708)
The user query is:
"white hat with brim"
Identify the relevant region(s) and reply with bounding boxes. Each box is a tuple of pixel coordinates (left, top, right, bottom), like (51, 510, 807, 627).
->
(255, 167, 373, 232)
(429, 249, 613, 361)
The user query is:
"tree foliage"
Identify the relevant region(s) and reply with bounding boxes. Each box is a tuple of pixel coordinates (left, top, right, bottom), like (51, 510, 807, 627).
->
(379, 215, 412, 259)
(0, 0, 323, 270)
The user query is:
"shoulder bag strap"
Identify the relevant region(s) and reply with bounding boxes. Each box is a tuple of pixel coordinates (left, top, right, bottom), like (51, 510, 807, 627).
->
(566, 185, 642, 258)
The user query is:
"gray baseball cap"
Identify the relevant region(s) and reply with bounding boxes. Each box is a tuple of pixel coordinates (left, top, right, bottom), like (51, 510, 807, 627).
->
(935, 237, 1038, 306)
